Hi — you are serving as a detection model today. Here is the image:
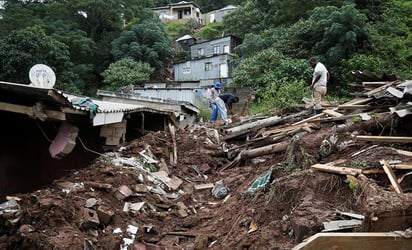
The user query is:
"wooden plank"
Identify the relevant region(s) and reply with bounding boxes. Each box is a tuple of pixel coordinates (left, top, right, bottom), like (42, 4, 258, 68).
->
(351, 145, 379, 157)
(261, 123, 312, 137)
(0, 101, 66, 120)
(394, 149, 412, 157)
(362, 169, 385, 174)
(168, 124, 178, 165)
(365, 81, 399, 97)
(0, 101, 33, 116)
(341, 97, 373, 105)
(380, 160, 403, 193)
(292, 113, 324, 126)
(310, 164, 362, 176)
(292, 232, 412, 250)
(327, 158, 347, 166)
(194, 183, 214, 190)
(391, 163, 412, 170)
(338, 104, 373, 110)
(362, 81, 391, 86)
(357, 136, 412, 143)
(336, 211, 365, 220)
(322, 109, 344, 117)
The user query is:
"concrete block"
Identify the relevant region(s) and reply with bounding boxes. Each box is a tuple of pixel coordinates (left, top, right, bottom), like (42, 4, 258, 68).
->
(97, 206, 114, 225)
(80, 208, 100, 229)
(114, 185, 133, 200)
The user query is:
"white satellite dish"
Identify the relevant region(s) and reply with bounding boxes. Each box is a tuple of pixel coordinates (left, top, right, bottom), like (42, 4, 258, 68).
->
(29, 64, 56, 88)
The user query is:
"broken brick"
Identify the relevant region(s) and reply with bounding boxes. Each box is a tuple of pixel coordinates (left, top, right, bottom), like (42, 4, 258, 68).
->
(80, 208, 100, 229)
(114, 185, 133, 200)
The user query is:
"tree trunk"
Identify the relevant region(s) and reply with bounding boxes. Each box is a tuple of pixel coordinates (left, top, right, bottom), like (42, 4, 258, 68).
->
(240, 141, 289, 160)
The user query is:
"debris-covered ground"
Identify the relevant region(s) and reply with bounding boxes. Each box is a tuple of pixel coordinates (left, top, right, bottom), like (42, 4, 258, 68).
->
(2, 79, 412, 249)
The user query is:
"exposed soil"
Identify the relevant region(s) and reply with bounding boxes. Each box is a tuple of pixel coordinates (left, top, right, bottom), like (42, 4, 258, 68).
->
(2, 114, 412, 250)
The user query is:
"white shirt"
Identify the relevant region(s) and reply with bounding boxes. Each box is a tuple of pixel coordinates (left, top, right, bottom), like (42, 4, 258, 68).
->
(312, 62, 328, 87)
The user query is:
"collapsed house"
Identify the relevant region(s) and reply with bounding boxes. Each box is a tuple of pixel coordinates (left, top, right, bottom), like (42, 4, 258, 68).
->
(0, 79, 199, 202)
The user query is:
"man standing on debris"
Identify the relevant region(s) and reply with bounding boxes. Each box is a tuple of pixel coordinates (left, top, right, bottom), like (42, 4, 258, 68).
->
(206, 82, 228, 122)
(219, 93, 239, 115)
(309, 57, 329, 114)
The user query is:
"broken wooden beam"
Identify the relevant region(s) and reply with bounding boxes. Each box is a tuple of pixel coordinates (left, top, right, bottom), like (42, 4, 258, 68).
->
(240, 141, 289, 160)
(393, 149, 412, 157)
(310, 164, 362, 176)
(168, 124, 178, 165)
(391, 163, 412, 170)
(362, 81, 392, 87)
(194, 183, 214, 190)
(357, 136, 412, 144)
(322, 109, 344, 117)
(221, 141, 289, 172)
(292, 113, 324, 126)
(337, 104, 373, 110)
(292, 232, 412, 250)
(380, 160, 403, 193)
(364, 80, 399, 97)
(221, 115, 283, 138)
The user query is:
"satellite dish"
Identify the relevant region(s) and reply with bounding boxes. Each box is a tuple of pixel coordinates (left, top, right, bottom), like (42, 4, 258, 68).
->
(29, 64, 56, 88)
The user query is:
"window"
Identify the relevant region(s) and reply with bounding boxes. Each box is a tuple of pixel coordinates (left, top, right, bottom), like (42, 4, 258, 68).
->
(205, 62, 212, 71)
(198, 48, 204, 57)
(184, 9, 191, 16)
(213, 46, 220, 54)
(223, 45, 230, 53)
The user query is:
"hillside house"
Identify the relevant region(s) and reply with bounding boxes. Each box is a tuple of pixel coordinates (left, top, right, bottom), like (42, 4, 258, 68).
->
(203, 5, 237, 24)
(176, 34, 196, 51)
(152, 1, 202, 24)
(173, 35, 241, 86)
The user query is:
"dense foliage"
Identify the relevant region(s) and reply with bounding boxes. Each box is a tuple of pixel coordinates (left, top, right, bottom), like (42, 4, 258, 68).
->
(0, 26, 78, 91)
(223, 0, 412, 102)
(0, 0, 161, 94)
(101, 58, 154, 90)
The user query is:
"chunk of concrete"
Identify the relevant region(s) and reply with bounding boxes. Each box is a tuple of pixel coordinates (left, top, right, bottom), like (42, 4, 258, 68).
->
(80, 208, 100, 229)
(97, 206, 114, 225)
(114, 185, 133, 200)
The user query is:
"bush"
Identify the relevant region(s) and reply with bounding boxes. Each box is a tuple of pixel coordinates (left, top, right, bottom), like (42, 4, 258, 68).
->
(255, 79, 311, 113)
(101, 58, 154, 91)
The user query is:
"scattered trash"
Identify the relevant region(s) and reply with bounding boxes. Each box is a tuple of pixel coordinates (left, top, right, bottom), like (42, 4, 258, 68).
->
(244, 167, 273, 196)
(211, 180, 229, 199)
(322, 211, 364, 232)
(248, 220, 258, 233)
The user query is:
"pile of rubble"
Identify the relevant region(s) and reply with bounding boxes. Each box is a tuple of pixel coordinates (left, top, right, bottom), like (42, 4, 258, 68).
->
(1, 78, 412, 249)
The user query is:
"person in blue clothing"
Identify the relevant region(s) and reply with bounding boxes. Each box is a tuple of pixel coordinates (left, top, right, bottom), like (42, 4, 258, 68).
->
(219, 93, 239, 115)
(206, 82, 228, 122)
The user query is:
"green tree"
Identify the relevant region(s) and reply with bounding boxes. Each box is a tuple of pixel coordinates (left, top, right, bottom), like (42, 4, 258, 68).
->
(196, 22, 224, 40)
(362, 0, 412, 79)
(232, 48, 312, 91)
(0, 0, 157, 94)
(0, 26, 79, 92)
(101, 58, 154, 90)
(0, 0, 47, 37)
(111, 18, 172, 72)
(223, 0, 343, 39)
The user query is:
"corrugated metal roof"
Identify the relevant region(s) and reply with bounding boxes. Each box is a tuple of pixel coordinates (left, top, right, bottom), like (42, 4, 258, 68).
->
(0, 81, 155, 114)
(62, 93, 145, 113)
